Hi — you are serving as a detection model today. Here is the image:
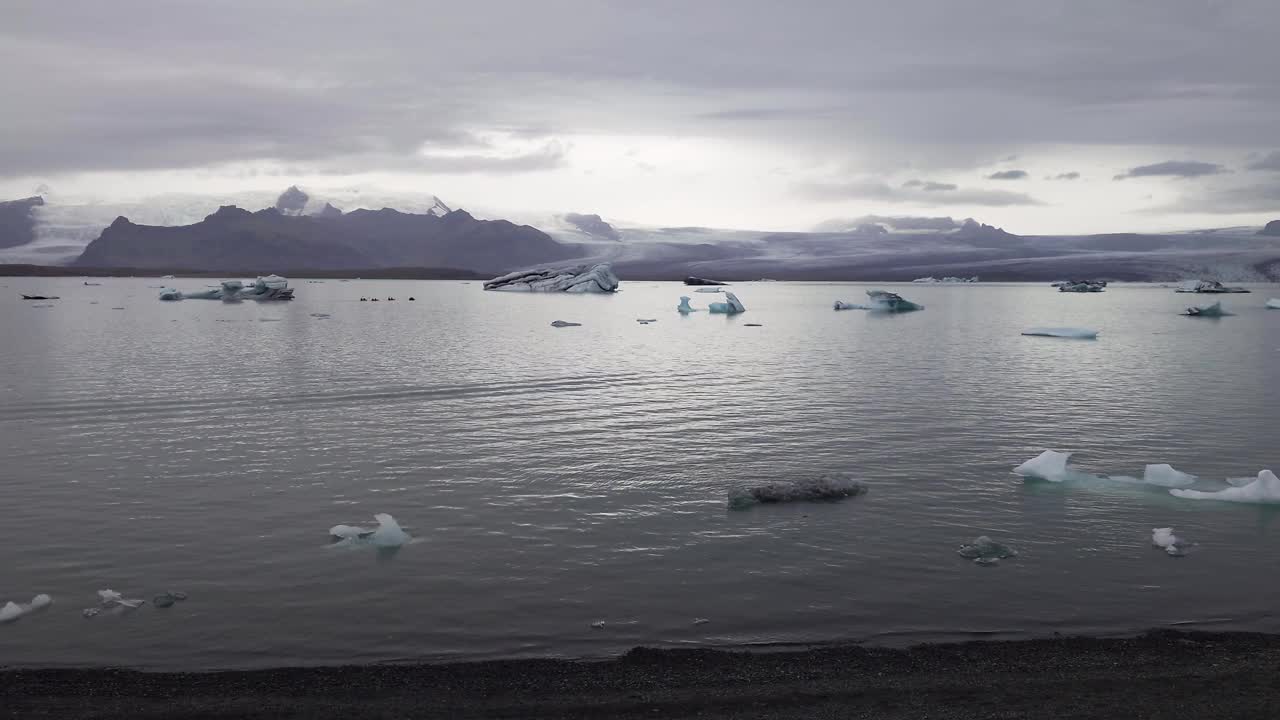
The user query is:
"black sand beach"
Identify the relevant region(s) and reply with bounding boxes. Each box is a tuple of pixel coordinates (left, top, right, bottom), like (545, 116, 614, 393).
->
(4, 630, 1278, 719)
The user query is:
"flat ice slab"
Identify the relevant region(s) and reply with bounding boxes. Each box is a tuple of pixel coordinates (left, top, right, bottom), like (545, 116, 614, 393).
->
(1022, 327, 1099, 339)
(1170, 470, 1280, 504)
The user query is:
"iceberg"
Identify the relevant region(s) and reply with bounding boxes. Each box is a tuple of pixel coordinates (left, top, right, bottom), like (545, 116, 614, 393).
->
(1170, 470, 1280, 504)
(957, 536, 1017, 566)
(1175, 279, 1250, 294)
(152, 591, 188, 609)
(864, 290, 924, 312)
(1058, 280, 1106, 292)
(1142, 464, 1196, 488)
(833, 300, 871, 310)
(1151, 527, 1190, 557)
(1021, 327, 1099, 339)
(677, 296, 696, 314)
(1013, 450, 1072, 481)
(550, 320, 582, 327)
(83, 589, 145, 617)
(158, 276, 295, 302)
(484, 263, 619, 293)
(727, 474, 866, 509)
(158, 288, 182, 301)
(708, 291, 745, 314)
(684, 276, 727, 286)
(0, 594, 52, 624)
(329, 513, 411, 547)
(912, 276, 938, 283)
(1266, 298, 1280, 309)
(1183, 301, 1231, 317)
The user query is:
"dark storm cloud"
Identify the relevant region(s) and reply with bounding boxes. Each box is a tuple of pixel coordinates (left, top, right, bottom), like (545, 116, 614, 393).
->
(1048, 172, 1081, 180)
(798, 180, 1042, 207)
(987, 170, 1028, 180)
(4, 0, 1280, 181)
(1246, 151, 1280, 171)
(1113, 161, 1227, 180)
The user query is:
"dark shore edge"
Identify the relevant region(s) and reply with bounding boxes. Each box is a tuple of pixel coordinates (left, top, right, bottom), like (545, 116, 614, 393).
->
(5, 630, 1279, 719)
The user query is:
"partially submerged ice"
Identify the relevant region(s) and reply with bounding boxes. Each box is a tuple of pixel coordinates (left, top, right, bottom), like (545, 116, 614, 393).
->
(836, 290, 924, 312)
(1170, 470, 1280, 504)
(1184, 301, 1230, 317)
(1021, 327, 1099, 339)
(329, 513, 411, 547)
(833, 300, 871, 310)
(1142, 464, 1196, 488)
(708, 292, 745, 314)
(484, 263, 619, 293)
(958, 536, 1017, 566)
(677, 296, 695, 314)
(1152, 527, 1191, 557)
(83, 589, 145, 617)
(0, 594, 52, 624)
(727, 474, 866, 509)
(1013, 450, 1073, 482)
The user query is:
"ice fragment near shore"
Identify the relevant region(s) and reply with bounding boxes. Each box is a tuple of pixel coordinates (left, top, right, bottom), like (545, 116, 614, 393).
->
(728, 474, 866, 509)
(1170, 470, 1280, 504)
(958, 536, 1017, 565)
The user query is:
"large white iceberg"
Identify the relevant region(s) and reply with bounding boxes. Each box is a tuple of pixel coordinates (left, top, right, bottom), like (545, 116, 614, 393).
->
(0, 594, 51, 624)
(1170, 470, 1280, 504)
(1013, 450, 1073, 481)
(1021, 327, 1099, 339)
(329, 513, 411, 547)
(708, 292, 745, 314)
(483, 263, 619, 293)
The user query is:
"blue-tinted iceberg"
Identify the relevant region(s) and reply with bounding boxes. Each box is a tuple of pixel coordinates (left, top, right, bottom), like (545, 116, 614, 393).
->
(484, 263, 619, 293)
(727, 474, 866, 509)
(957, 536, 1017, 566)
(0, 594, 52, 624)
(677, 296, 695, 314)
(329, 513, 411, 547)
(1022, 327, 1099, 339)
(708, 292, 745, 314)
(1170, 470, 1280, 504)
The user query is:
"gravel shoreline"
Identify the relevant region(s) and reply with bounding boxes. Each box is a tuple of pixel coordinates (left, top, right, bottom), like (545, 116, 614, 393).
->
(5, 630, 1278, 719)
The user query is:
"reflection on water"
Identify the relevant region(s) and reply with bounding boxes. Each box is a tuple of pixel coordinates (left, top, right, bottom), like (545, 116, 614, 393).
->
(0, 278, 1278, 669)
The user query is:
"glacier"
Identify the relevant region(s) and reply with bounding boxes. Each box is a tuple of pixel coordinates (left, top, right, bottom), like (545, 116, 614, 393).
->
(957, 536, 1017, 566)
(708, 291, 746, 314)
(329, 513, 411, 547)
(677, 296, 695, 314)
(1169, 470, 1280, 504)
(483, 263, 619, 293)
(1021, 327, 1099, 339)
(0, 594, 52, 624)
(727, 474, 866, 509)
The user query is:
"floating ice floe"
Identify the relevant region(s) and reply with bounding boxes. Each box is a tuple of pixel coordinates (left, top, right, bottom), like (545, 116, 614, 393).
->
(728, 474, 866, 509)
(708, 292, 745, 314)
(1266, 298, 1280, 309)
(1058, 280, 1106, 293)
(1141, 464, 1197, 488)
(0, 594, 52, 624)
(677, 296, 696, 314)
(329, 513, 411, 547)
(1152, 527, 1191, 557)
(84, 589, 146, 617)
(153, 591, 188, 608)
(1184, 301, 1231, 317)
(1170, 470, 1280, 504)
(550, 320, 582, 328)
(1013, 450, 1074, 482)
(483, 263, 619, 293)
(1013, 452, 1196, 488)
(1021, 327, 1099, 339)
(957, 536, 1017, 566)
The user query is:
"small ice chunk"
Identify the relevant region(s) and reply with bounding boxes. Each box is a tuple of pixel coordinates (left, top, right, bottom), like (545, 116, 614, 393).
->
(550, 320, 582, 327)
(728, 474, 866, 509)
(310, 312, 331, 318)
(1142, 464, 1196, 488)
(708, 292, 745, 314)
(694, 287, 724, 293)
(693, 618, 710, 625)
(158, 288, 182, 301)
(677, 296, 696, 314)
(153, 594, 176, 608)
(330, 514, 411, 547)
(1021, 327, 1099, 339)
(1183, 301, 1231, 317)
(1013, 450, 1072, 482)
(97, 589, 145, 609)
(833, 300, 871, 310)
(1170, 469, 1280, 504)
(957, 536, 1017, 565)
(329, 524, 367, 540)
(1152, 527, 1191, 557)
(0, 594, 53, 624)
(1266, 298, 1280, 309)
(591, 620, 606, 629)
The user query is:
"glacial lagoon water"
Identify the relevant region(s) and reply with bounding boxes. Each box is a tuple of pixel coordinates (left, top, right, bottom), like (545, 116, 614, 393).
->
(1, 277, 1279, 669)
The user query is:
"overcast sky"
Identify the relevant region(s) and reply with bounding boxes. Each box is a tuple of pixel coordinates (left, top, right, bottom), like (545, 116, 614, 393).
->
(4, 0, 1280, 234)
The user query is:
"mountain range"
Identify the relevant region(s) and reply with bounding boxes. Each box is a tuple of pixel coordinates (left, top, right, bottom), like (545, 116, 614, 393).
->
(1, 187, 1279, 281)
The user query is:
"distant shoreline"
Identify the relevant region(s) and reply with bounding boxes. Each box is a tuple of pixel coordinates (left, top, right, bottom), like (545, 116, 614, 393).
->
(4, 630, 1279, 719)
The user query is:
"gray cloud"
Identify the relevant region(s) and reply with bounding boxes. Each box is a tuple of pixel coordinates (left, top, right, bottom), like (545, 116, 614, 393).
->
(1048, 172, 1081, 180)
(902, 179, 958, 191)
(814, 215, 959, 232)
(1113, 161, 1227, 180)
(1148, 179, 1280, 214)
(1246, 151, 1280, 171)
(987, 169, 1028, 180)
(799, 180, 1042, 207)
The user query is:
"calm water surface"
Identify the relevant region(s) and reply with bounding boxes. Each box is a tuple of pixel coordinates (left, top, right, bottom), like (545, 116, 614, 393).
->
(2, 278, 1279, 669)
